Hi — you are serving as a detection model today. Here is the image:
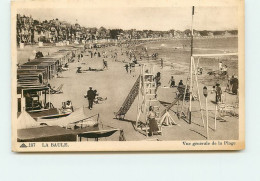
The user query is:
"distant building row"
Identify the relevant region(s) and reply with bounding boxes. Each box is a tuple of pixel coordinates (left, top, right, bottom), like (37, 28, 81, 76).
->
(16, 14, 238, 45)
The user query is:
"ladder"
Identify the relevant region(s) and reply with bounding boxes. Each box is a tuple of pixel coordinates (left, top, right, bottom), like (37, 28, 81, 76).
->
(136, 64, 161, 136)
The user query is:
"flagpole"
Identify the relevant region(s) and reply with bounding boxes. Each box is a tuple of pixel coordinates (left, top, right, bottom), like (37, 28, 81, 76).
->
(191, 6, 194, 56)
(189, 6, 195, 124)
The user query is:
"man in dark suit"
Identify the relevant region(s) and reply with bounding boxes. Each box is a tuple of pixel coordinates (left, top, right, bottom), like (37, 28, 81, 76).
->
(86, 87, 96, 110)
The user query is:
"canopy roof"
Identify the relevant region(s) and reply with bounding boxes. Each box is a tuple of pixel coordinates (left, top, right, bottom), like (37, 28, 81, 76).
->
(17, 69, 46, 73)
(17, 72, 43, 77)
(52, 52, 68, 56)
(43, 54, 65, 59)
(37, 57, 59, 62)
(23, 61, 42, 66)
(23, 60, 55, 67)
(58, 48, 74, 51)
(17, 84, 49, 94)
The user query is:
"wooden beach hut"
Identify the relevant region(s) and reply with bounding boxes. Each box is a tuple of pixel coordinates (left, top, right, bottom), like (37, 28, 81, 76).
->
(17, 83, 49, 112)
(17, 69, 45, 84)
(37, 57, 60, 77)
(51, 51, 69, 65)
(20, 60, 56, 80)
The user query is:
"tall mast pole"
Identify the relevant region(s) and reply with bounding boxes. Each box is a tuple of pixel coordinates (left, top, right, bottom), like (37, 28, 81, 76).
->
(191, 6, 194, 56)
(180, 6, 195, 121)
(189, 6, 195, 124)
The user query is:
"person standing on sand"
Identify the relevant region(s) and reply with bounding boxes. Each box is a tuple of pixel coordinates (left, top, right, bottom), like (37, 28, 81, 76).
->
(215, 83, 222, 103)
(105, 60, 108, 69)
(129, 63, 132, 74)
(178, 80, 183, 86)
(219, 61, 223, 71)
(147, 106, 159, 136)
(154, 72, 161, 97)
(78, 53, 83, 62)
(169, 76, 175, 87)
(230, 75, 238, 95)
(86, 87, 96, 110)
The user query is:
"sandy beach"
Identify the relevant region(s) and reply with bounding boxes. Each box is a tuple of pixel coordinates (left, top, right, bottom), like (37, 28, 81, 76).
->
(16, 37, 239, 141)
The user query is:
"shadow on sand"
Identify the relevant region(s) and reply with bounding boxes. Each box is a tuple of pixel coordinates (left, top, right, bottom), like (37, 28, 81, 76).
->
(189, 129, 207, 139)
(113, 118, 148, 137)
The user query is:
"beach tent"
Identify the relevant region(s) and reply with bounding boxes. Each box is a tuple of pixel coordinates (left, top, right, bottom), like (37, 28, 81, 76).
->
(37, 107, 97, 128)
(17, 111, 40, 129)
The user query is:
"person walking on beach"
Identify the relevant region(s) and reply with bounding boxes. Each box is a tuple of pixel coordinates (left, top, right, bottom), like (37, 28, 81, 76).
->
(160, 58, 164, 69)
(125, 63, 129, 73)
(86, 87, 96, 110)
(169, 76, 175, 87)
(103, 59, 108, 70)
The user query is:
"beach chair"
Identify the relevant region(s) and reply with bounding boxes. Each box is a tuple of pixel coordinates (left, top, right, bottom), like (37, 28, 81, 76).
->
(50, 84, 63, 94)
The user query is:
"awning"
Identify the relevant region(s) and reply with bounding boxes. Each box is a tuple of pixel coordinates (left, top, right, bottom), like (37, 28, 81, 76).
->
(17, 84, 49, 94)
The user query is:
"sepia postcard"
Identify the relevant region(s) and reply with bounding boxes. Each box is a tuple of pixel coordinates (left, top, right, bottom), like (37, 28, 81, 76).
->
(11, 0, 245, 152)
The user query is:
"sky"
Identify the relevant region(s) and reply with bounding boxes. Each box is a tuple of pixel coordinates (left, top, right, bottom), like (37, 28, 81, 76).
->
(18, 7, 238, 31)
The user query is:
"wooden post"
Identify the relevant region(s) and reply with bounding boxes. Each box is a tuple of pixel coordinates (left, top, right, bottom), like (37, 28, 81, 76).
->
(206, 96, 209, 139)
(214, 104, 217, 130)
(189, 6, 194, 124)
(48, 87, 50, 106)
(44, 89, 47, 106)
(21, 89, 25, 112)
(136, 75, 141, 127)
(180, 76, 189, 115)
(192, 57, 205, 127)
(181, 6, 195, 122)
(189, 56, 193, 124)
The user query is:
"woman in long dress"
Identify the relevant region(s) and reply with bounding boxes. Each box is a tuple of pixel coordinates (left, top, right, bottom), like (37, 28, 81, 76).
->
(147, 106, 159, 135)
